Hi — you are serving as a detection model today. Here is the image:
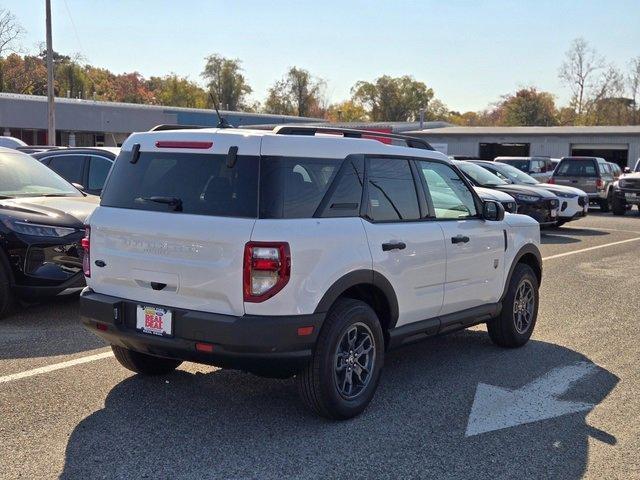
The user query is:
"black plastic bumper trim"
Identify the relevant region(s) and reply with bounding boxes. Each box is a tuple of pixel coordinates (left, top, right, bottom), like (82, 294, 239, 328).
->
(80, 290, 324, 371)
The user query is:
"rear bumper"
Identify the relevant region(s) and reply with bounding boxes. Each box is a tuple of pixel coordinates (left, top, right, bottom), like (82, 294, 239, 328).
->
(80, 289, 324, 374)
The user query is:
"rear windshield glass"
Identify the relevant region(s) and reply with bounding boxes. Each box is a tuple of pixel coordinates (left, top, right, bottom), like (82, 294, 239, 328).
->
(101, 152, 259, 217)
(555, 159, 597, 177)
(260, 157, 341, 218)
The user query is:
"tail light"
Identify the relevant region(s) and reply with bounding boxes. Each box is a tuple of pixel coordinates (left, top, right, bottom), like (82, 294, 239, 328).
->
(548, 177, 555, 184)
(596, 178, 604, 189)
(243, 242, 290, 302)
(81, 226, 90, 277)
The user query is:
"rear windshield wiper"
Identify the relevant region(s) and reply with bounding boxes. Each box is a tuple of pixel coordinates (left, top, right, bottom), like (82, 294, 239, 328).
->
(138, 196, 183, 212)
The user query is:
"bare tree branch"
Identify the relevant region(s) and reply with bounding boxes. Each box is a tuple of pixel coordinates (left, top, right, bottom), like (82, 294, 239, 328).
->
(0, 8, 25, 57)
(558, 38, 604, 118)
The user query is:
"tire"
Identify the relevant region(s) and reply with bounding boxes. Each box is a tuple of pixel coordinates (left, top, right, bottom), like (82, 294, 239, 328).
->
(0, 264, 11, 320)
(599, 194, 611, 213)
(612, 195, 627, 216)
(297, 298, 385, 420)
(111, 345, 182, 375)
(488, 263, 539, 348)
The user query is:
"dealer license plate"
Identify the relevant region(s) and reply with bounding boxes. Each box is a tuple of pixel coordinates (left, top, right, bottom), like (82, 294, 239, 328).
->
(136, 305, 173, 336)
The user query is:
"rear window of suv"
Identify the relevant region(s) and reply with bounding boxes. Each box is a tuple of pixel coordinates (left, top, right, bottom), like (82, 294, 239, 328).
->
(101, 152, 357, 219)
(101, 152, 259, 217)
(555, 159, 598, 177)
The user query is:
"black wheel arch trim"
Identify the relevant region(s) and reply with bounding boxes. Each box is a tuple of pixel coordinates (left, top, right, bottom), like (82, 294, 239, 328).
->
(313, 269, 400, 329)
(501, 243, 542, 301)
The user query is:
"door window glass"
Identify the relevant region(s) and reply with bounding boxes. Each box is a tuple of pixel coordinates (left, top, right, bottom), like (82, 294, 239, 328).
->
(87, 156, 113, 190)
(418, 161, 477, 219)
(47, 155, 85, 184)
(366, 158, 420, 222)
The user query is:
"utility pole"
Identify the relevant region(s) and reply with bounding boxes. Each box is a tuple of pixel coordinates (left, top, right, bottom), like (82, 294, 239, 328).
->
(45, 0, 56, 145)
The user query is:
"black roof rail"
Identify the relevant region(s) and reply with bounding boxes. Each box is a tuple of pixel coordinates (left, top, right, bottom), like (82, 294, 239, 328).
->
(273, 125, 434, 151)
(149, 124, 212, 132)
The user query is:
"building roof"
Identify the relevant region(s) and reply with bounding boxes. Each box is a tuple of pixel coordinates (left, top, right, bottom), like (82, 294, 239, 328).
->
(405, 125, 640, 136)
(0, 93, 322, 132)
(0, 92, 323, 121)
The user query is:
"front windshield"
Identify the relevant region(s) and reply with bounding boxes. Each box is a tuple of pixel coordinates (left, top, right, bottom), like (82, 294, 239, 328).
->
(0, 152, 80, 198)
(455, 161, 507, 187)
(489, 162, 539, 185)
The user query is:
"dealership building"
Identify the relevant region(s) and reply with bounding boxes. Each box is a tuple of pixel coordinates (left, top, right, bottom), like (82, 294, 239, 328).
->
(0, 92, 321, 147)
(2, 91, 639, 168)
(405, 125, 640, 169)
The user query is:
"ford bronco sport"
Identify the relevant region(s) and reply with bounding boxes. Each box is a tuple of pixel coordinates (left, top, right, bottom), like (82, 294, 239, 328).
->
(80, 125, 542, 419)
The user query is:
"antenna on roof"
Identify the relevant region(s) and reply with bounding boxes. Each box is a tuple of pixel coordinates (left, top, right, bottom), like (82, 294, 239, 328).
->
(208, 92, 233, 129)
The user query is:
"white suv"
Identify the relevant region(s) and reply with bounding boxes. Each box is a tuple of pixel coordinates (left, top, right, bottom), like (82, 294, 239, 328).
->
(80, 125, 542, 419)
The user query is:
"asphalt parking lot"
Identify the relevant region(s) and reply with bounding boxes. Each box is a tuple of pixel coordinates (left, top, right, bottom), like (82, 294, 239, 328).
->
(1, 212, 639, 480)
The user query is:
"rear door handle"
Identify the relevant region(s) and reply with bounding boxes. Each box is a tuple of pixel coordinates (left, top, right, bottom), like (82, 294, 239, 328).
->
(451, 235, 470, 244)
(382, 242, 406, 252)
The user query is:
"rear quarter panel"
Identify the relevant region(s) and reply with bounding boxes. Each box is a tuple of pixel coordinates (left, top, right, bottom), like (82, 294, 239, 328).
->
(245, 218, 372, 316)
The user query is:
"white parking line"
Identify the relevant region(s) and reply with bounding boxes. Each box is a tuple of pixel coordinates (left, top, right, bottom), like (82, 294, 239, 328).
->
(543, 236, 640, 261)
(0, 351, 113, 384)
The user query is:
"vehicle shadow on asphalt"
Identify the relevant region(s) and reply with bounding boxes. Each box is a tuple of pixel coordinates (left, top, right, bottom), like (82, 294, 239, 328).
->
(541, 226, 611, 245)
(0, 295, 105, 359)
(540, 233, 582, 245)
(60, 330, 618, 479)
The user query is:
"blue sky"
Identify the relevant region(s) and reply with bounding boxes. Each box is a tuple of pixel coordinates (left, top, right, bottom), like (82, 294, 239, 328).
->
(4, 0, 640, 111)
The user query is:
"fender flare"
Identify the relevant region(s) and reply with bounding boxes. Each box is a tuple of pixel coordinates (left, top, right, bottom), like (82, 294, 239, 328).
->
(313, 269, 399, 329)
(501, 243, 542, 301)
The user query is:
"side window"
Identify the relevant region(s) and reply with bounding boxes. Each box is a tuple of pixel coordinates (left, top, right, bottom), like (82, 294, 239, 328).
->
(418, 161, 478, 220)
(47, 155, 85, 184)
(87, 156, 113, 191)
(366, 157, 420, 222)
(259, 157, 341, 219)
(319, 157, 364, 218)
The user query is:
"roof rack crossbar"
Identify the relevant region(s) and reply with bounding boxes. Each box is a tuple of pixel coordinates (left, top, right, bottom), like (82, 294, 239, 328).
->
(149, 124, 213, 132)
(272, 125, 434, 151)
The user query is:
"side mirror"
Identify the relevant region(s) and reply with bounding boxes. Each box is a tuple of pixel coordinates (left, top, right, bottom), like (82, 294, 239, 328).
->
(624, 167, 631, 174)
(483, 200, 505, 221)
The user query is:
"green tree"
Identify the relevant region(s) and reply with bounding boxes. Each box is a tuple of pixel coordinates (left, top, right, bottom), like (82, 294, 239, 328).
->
(495, 87, 558, 126)
(351, 75, 434, 121)
(0, 53, 47, 94)
(264, 67, 326, 117)
(326, 99, 368, 122)
(147, 74, 207, 108)
(201, 54, 252, 110)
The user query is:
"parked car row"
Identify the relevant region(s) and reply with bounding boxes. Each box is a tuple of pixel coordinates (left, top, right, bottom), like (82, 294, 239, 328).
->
(450, 153, 640, 222)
